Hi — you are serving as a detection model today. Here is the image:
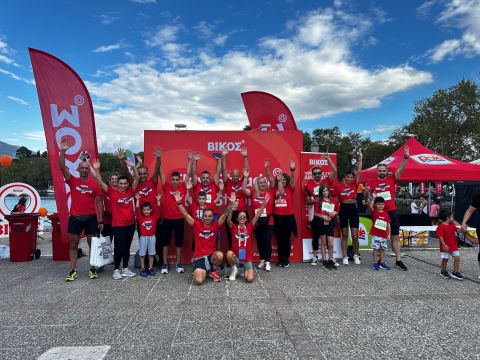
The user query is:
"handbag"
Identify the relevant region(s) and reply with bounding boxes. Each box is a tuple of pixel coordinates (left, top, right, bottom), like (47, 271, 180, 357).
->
(90, 235, 114, 268)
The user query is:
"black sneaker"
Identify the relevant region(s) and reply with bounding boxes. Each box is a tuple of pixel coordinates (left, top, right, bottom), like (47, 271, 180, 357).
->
(451, 271, 464, 280)
(283, 262, 290, 268)
(322, 260, 328, 269)
(327, 260, 336, 270)
(276, 262, 284, 267)
(440, 270, 451, 279)
(395, 260, 408, 271)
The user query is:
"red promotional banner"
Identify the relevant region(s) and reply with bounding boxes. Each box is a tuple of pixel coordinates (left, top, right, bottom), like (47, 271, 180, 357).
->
(29, 48, 99, 260)
(145, 130, 303, 263)
(435, 182, 443, 198)
(241, 91, 298, 131)
(419, 182, 426, 195)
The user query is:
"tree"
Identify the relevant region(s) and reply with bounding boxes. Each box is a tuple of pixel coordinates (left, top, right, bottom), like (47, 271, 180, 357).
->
(390, 79, 480, 161)
(15, 146, 33, 159)
(243, 124, 251, 130)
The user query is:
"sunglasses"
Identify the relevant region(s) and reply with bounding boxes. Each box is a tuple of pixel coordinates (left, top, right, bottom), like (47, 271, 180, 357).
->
(312, 172, 322, 175)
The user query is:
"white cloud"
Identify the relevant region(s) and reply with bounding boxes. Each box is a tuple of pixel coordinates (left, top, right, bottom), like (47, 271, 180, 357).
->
(426, 0, 480, 62)
(93, 43, 127, 53)
(98, 14, 118, 25)
(23, 130, 46, 141)
(0, 36, 19, 67)
(131, 0, 156, 3)
(0, 68, 35, 85)
(145, 25, 181, 47)
(87, 7, 432, 152)
(7, 95, 29, 106)
(360, 124, 401, 135)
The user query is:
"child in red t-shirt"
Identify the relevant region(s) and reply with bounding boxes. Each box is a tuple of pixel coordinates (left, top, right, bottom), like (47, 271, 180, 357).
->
(135, 194, 161, 277)
(436, 210, 463, 280)
(226, 194, 268, 283)
(369, 197, 391, 270)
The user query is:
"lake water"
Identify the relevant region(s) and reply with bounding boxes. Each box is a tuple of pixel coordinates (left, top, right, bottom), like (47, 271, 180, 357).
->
(3, 195, 58, 230)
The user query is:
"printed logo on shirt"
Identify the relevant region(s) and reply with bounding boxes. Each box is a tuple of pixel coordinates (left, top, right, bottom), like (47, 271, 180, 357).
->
(199, 230, 215, 239)
(341, 188, 355, 196)
(142, 220, 153, 230)
(139, 187, 153, 197)
(118, 196, 133, 204)
(231, 184, 242, 192)
(76, 185, 93, 194)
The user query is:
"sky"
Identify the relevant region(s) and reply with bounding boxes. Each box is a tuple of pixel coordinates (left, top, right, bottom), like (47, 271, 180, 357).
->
(0, 0, 479, 153)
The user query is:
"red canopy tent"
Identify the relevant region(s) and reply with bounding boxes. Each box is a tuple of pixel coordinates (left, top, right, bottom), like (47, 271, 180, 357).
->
(361, 137, 480, 182)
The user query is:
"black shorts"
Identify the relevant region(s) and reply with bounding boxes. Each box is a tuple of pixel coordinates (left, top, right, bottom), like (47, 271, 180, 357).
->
(318, 220, 335, 237)
(193, 255, 213, 271)
(68, 214, 98, 235)
(161, 218, 185, 247)
(339, 203, 359, 229)
(388, 210, 400, 236)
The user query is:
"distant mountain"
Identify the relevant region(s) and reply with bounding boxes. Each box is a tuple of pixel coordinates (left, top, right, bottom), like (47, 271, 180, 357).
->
(0, 141, 19, 157)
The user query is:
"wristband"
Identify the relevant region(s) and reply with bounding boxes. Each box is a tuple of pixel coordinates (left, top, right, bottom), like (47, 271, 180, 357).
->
(242, 156, 247, 158)
(98, 221, 104, 224)
(404, 155, 409, 159)
(176, 201, 182, 205)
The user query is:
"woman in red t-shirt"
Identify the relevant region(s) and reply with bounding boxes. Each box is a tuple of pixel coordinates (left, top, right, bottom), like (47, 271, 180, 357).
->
(242, 169, 276, 272)
(12, 197, 27, 213)
(335, 151, 362, 266)
(313, 185, 339, 269)
(92, 159, 139, 280)
(226, 195, 268, 283)
(265, 160, 296, 268)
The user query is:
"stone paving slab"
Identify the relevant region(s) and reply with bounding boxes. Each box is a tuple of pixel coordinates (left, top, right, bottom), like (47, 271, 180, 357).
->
(0, 248, 479, 359)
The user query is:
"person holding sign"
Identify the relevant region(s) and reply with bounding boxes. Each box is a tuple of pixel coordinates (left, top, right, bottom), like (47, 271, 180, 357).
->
(312, 184, 339, 269)
(242, 169, 276, 272)
(367, 146, 409, 271)
(368, 197, 391, 270)
(335, 151, 363, 266)
(226, 194, 267, 282)
(174, 192, 234, 285)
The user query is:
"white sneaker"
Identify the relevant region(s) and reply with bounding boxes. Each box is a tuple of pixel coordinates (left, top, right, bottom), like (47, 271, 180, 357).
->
(121, 267, 136, 277)
(310, 256, 319, 266)
(342, 257, 349, 265)
(257, 260, 265, 269)
(353, 254, 361, 265)
(113, 269, 122, 280)
(229, 267, 238, 281)
(332, 258, 340, 267)
(390, 252, 405, 258)
(265, 261, 271, 271)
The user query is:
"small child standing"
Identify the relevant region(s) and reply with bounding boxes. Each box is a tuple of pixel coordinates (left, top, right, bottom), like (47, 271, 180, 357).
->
(135, 194, 161, 277)
(436, 210, 463, 280)
(369, 197, 391, 270)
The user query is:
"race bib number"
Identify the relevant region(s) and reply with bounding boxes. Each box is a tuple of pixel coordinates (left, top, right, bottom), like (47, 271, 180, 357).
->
(206, 194, 212, 203)
(313, 186, 320, 196)
(238, 248, 246, 261)
(275, 199, 287, 207)
(255, 207, 267, 217)
(377, 191, 391, 201)
(321, 202, 334, 213)
(374, 219, 387, 231)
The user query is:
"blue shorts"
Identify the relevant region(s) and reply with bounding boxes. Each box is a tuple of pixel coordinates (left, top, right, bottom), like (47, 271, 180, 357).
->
(193, 255, 213, 271)
(139, 235, 156, 256)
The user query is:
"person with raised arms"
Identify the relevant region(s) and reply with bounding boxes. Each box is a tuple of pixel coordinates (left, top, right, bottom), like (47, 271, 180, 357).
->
(221, 147, 249, 249)
(91, 158, 139, 280)
(101, 172, 118, 241)
(265, 160, 296, 268)
(367, 145, 410, 271)
(305, 154, 337, 265)
(157, 150, 192, 274)
(190, 151, 222, 209)
(60, 138, 104, 282)
(335, 151, 363, 266)
(242, 168, 276, 272)
(174, 192, 235, 285)
(226, 193, 267, 282)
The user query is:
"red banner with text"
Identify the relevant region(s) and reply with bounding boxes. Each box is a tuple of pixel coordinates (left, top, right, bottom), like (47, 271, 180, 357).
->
(30, 48, 99, 260)
(145, 130, 303, 263)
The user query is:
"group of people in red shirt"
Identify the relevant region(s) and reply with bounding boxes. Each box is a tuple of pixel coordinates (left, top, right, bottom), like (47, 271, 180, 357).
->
(60, 138, 473, 284)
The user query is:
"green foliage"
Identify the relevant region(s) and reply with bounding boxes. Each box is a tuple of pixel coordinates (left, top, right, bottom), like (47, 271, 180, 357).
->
(390, 79, 480, 161)
(15, 146, 33, 159)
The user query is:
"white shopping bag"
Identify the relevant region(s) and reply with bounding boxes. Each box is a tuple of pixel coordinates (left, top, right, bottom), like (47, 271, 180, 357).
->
(90, 236, 114, 268)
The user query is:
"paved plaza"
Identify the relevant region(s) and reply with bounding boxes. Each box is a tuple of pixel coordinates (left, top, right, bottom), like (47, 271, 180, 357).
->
(0, 244, 479, 360)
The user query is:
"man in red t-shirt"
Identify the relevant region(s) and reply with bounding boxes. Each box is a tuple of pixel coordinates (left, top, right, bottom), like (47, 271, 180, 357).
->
(221, 146, 249, 248)
(174, 193, 234, 285)
(158, 150, 192, 274)
(190, 151, 222, 210)
(60, 138, 104, 282)
(367, 145, 409, 271)
(101, 172, 118, 241)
